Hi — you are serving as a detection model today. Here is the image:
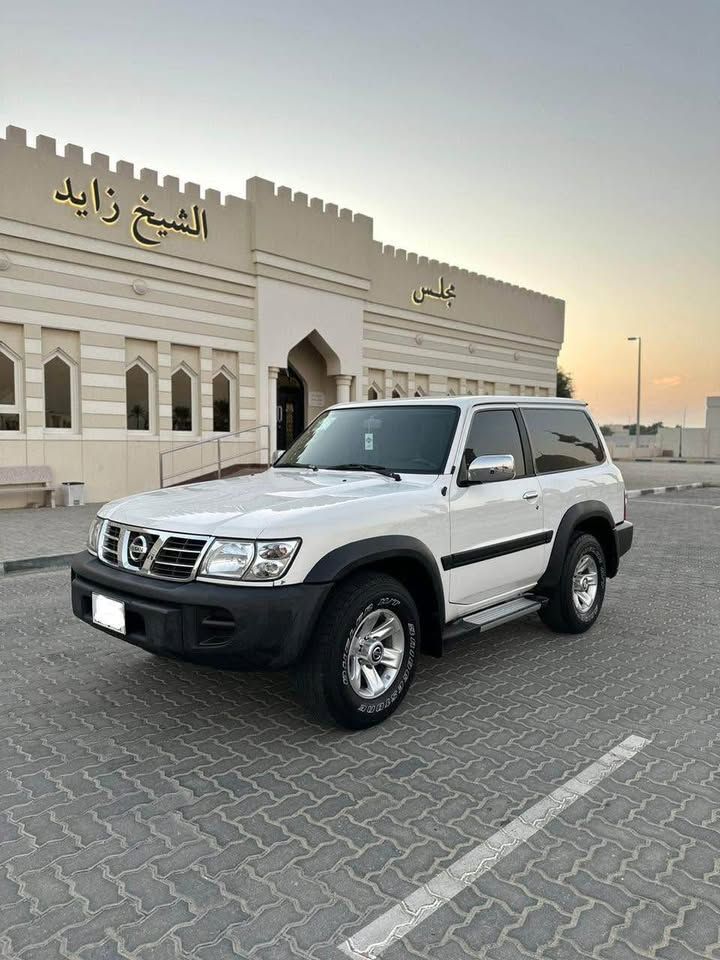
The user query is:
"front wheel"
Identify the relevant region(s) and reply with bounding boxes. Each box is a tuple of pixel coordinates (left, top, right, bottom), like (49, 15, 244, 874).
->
(539, 532, 607, 633)
(294, 572, 420, 728)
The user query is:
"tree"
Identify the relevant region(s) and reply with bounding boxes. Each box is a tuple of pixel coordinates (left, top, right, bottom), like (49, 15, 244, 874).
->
(128, 403, 148, 430)
(600, 425, 614, 437)
(556, 368, 574, 398)
(627, 421, 663, 436)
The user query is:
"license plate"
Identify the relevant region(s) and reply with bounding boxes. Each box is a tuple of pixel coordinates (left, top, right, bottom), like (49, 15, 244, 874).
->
(92, 593, 126, 634)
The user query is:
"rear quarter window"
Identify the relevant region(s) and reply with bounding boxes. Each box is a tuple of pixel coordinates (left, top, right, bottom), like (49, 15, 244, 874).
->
(523, 408, 605, 474)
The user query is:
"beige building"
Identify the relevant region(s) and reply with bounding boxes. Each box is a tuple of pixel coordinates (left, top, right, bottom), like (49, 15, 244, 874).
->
(0, 125, 564, 506)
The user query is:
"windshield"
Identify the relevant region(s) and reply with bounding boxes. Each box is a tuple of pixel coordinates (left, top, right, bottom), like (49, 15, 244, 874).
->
(275, 404, 460, 475)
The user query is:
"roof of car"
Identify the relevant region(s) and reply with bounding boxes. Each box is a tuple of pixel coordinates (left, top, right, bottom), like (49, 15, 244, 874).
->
(332, 395, 588, 410)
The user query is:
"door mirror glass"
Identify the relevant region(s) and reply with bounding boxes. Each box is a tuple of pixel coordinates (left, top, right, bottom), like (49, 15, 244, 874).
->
(466, 454, 516, 484)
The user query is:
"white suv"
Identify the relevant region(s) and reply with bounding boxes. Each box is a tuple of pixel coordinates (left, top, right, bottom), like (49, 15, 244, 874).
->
(72, 397, 633, 728)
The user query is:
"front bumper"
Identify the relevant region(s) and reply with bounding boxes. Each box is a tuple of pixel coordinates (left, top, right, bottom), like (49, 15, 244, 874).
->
(614, 520, 634, 560)
(70, 552, 331, 669)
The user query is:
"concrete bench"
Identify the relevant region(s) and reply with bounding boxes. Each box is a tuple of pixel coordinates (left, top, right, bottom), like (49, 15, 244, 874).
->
(0, 466, 56, 508)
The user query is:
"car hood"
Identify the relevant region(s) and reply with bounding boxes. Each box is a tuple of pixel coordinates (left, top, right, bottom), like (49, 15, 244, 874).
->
(100, 468, 437, 539)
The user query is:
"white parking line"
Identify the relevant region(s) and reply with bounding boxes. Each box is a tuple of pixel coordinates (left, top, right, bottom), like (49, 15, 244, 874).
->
(339, 734, 649, 960)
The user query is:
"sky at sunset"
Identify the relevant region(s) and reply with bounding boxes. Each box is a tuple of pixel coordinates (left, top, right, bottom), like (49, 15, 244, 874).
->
(2, 0, 718, 426)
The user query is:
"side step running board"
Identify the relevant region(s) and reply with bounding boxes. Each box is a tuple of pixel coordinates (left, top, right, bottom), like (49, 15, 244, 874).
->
(443, 595, 545, 643)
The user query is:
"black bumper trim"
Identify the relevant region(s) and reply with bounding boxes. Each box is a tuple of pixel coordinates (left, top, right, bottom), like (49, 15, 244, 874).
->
(70, 552, 331, 669)
(614, 520, 634, 560)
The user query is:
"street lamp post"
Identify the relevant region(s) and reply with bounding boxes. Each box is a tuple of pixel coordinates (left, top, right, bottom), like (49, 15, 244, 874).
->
(627, 337, 642, 458)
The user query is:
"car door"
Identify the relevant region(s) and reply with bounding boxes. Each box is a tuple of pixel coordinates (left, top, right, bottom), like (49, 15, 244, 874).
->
(447, 406, 548, 607)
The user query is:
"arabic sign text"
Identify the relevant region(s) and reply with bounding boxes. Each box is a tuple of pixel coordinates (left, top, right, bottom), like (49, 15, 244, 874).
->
(53, 176, 209, 249)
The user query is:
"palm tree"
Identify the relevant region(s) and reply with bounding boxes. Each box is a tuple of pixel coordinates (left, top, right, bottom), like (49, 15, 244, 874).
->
(128, 404, 148, 430)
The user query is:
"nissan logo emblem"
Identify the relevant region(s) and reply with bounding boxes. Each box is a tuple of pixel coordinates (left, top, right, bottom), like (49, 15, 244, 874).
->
(128, 534, 149, 564)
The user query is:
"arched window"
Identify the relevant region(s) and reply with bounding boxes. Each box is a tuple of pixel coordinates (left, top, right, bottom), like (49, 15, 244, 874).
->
(212, 370, 231, 432)
(0, 344, 21, 431)
(44, 352, 76, 430)
(126, 360, 153, 431)
(171, 365, 195, 432)
(391, 382, 407, 400)
(368, 386, 378, 401)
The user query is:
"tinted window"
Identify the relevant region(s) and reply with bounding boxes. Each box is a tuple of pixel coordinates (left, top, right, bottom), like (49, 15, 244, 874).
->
(462, 409, 526, 479)
(276, 405, 460, 474)
(523, 408, 604, 473)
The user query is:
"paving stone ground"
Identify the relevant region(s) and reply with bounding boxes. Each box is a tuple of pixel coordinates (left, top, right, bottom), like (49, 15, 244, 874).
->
(0, 505, 99, 563)
(0, 488, 719, 959)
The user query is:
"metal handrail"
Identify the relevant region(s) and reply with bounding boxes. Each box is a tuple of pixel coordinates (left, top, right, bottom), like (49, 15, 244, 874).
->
(159, 424, 270, 487)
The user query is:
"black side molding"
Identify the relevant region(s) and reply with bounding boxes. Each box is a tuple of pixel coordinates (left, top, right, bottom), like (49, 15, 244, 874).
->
(441, 530, 553, 571)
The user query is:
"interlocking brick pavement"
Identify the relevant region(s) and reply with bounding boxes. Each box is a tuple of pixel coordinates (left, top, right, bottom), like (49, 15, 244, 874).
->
(0, 488, 719, 958)
(0, 504, 99, 563)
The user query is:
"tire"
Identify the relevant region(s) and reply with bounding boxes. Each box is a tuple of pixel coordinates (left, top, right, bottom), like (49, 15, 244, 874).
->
(294, 572, 420, 729)
(539, 532, 607, 634)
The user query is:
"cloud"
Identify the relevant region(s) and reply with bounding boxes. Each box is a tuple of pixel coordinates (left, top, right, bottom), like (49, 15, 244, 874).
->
(652, 375, 682, 388)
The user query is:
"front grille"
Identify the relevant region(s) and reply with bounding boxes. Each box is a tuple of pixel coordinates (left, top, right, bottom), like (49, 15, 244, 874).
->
(100, 524, 121, 565)
(96, 523, 209, 582)
(151, 536, 208, 580)
(127, 531, 160, 569)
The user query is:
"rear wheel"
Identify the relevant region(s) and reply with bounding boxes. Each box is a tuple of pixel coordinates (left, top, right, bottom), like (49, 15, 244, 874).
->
(539, 532, 606, 633)
(294, 572, 420, 728)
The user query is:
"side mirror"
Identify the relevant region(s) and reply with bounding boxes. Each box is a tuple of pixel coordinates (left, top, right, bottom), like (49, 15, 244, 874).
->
(466, 454, 516, 484)
(272, 450, 285, 464)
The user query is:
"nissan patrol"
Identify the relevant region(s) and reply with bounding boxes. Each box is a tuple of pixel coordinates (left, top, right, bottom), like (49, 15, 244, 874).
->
(71, 396, 633, 728)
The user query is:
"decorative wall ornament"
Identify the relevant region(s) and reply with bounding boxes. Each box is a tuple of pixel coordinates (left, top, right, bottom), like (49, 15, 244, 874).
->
(468, 343, 476, 354)
(415, 334, 424, 345)
(132, 279, 148, 296)
(0, 252, 10, 271)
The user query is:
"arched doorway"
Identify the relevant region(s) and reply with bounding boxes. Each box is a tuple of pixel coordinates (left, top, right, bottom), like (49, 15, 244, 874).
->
(276, 365, 305, 450)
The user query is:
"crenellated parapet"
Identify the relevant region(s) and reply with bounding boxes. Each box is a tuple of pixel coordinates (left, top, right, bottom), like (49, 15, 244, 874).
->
(0, 125, 564, 338)
(373, 238, 562, 304)
(246, 176, 374, 282)
(0, 126, 252, 271)
(370, 240, 564, 342)
(2, 126, 246, 208)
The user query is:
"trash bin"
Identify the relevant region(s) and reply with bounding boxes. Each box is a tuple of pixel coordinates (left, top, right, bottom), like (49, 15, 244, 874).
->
(60, 481, 85, 507)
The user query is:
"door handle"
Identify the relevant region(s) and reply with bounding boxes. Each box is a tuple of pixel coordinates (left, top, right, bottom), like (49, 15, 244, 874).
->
(522, 490, 539, 500)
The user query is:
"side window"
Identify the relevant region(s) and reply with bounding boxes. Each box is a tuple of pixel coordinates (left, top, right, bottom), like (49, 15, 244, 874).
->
(523, 408, 605, 473)
(461, 409, 526, 479)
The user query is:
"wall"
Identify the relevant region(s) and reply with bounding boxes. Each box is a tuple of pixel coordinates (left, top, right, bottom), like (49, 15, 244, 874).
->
(0, 127, 258, 505)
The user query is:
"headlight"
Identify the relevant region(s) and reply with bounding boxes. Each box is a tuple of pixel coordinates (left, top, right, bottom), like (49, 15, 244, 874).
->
(87, 516, 103, 555)
(199, 540, 255, 580)
(245, 540, 300, 581)
(197, 539, 300, 582)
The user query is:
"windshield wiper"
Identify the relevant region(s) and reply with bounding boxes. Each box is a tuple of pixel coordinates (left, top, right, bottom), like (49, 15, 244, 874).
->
(325, 463, 401, 481)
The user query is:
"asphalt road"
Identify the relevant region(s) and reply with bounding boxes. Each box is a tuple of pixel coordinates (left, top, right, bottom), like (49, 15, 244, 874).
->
(1, 488, 719, 959)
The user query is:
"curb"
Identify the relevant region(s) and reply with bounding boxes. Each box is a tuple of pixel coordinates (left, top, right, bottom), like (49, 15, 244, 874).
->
(0, 552, 76, 577)
(626, 481, 704, 499)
